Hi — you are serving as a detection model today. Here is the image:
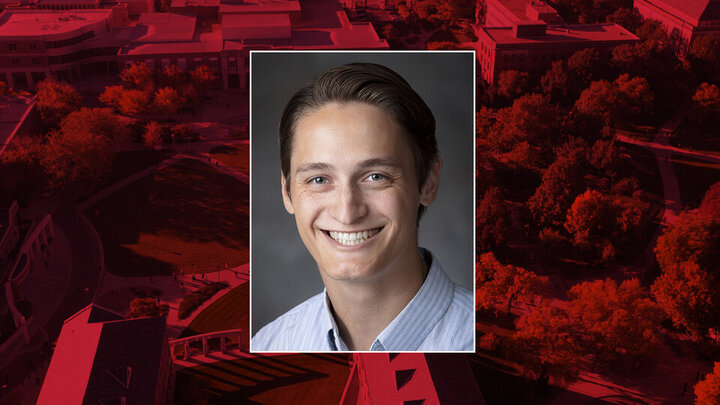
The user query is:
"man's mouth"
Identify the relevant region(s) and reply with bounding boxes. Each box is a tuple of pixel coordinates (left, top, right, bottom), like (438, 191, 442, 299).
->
(326, 228, 382, 246)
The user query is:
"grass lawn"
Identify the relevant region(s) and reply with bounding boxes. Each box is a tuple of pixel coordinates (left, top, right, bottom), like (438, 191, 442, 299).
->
(209, 144, 249, 174)
(671, 156, 720, 209)
(90, 158, 248, 276)
(88, 149, 176, 196)
(180, 283, 248, 344)
(175, 354, 351, 404)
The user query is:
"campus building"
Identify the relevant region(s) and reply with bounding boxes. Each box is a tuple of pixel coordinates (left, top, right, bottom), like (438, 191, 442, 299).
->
(0, 8, 129, 89)
(118, 0, 387, 89)
(485, 0, 563, 27)
(476, 21, 639, 83)
(37, 304, 172, 404)
(634, 0, 720, 56)
(0, 0, 152, 17)
(475, 0, 639, 83)
(0, 0, 387, 90)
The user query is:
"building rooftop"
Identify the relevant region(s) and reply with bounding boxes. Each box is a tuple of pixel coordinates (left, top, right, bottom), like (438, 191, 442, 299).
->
(133, 12, 196, 42)
(291, 21, 388, 48)
(37, 0, 100, 5)
(483, 23, 639, 45)
(217, 0, 300, 15)
(221, 13, 291, 40)
(222, 12, 289, 27)
(121, 23, 222, 54)
(171, 0, 219, 6)
(0, 9, 111, 37)
(37, 304, 167, 405)
(642, 0, 720, 25)
(496, 0, 557, 20)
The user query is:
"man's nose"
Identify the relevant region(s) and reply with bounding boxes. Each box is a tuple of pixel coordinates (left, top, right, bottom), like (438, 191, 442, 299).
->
(331, 182, 368, 224)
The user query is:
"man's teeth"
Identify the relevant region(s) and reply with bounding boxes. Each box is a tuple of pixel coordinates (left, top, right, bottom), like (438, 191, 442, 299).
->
(329, 229, 380, 246)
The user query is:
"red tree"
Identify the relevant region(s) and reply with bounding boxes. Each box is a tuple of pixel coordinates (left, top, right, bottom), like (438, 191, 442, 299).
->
(527, 152, 585, 228)
(565, 190, 646, 262)
(695, 362, 720, 405)
(699, 181, 720, 219)
(487, 93, 563, 152)
(512, 303, 585, 384)
(495, 70, 529, 102)
(120, 62, 154, 91)
(35, 78, 82, 129)
(654, 213, 720, 272)
(154, 87, 185, 114)
(476, 187, 509, 254)
(476, 252, 547, 315)
(41, 108, 125, 190)
(568, 278, 663, 359)
(652, 261, 720, 336)
(127, 297, 169, 318)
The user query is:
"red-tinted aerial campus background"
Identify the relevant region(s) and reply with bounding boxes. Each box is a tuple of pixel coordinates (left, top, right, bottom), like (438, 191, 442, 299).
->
(1, 0, 720, 403)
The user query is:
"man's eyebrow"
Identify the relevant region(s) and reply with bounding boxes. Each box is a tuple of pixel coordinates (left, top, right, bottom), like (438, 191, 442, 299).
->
(359, 158, 403, 170)
(295, 162, 332, 175)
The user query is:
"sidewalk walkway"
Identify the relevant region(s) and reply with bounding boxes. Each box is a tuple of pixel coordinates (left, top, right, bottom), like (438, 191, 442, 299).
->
(616, 135, 720, 165)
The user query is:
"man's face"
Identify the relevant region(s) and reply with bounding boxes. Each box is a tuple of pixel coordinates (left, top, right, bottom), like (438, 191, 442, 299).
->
(282, 102, 440, 284)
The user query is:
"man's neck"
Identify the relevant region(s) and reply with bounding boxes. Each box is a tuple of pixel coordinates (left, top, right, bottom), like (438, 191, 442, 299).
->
(324, 250, 429, 351)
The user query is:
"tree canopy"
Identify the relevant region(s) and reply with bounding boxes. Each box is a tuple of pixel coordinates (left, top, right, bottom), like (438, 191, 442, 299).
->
(120, 62, 154, 91)
(652, 260, 720, 336)
(574, 75, 653, 126)
(127, 297, 170, 318)
(568, 278, 663, 359)
(41, 108, 126, 190)
(565, 190, 646, 262)
(476, 252, 547, 315)
(695, 362, 720, 405)
(654, 213, 720, 272)
(527, 151, 585, 228)
(35, 78, 82, 129)
(487, 93, 564, 152)
(512, 303, 585, 384)
(476, 187, 510, 254)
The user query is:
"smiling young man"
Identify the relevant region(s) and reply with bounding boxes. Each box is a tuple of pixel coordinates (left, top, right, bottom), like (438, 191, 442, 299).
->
(252, 62, 473, 352)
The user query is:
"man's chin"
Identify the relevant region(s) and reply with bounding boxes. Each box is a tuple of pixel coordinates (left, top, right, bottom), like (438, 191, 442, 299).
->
(321, 261, 381, 283)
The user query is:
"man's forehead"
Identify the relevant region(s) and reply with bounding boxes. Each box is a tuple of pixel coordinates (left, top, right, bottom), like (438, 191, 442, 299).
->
(289, 102, 414, 172)
(294, 158, 404, 175)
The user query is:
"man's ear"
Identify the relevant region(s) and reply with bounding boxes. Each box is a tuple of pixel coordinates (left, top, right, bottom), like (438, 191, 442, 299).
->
(281, 172, 295, 215)
(420, 157, 442, 206)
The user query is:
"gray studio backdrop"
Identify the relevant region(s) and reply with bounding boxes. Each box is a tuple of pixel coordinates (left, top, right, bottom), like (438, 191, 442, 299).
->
(250, 51, 474, 336)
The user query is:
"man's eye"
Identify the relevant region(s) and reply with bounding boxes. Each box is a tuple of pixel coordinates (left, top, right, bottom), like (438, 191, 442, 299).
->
(366, 173, 385, 182)
(309, 177, 328, 185)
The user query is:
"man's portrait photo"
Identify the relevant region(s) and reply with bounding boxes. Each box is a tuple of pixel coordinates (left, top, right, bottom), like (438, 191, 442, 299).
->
(250, 51, 474, 352)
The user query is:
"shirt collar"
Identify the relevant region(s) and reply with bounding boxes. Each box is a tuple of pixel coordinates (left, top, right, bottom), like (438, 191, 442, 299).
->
(320, 249, 455, 351)
(321, 290, 348, 351)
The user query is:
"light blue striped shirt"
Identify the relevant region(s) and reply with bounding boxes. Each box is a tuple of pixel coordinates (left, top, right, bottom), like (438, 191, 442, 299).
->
(252, 250, 474, 352)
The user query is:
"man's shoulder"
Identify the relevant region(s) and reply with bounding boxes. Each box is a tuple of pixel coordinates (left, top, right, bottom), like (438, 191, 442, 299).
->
(450, 283, 473, 311)
(251, 292, 325, 351)
(417, 282, 474, 351)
